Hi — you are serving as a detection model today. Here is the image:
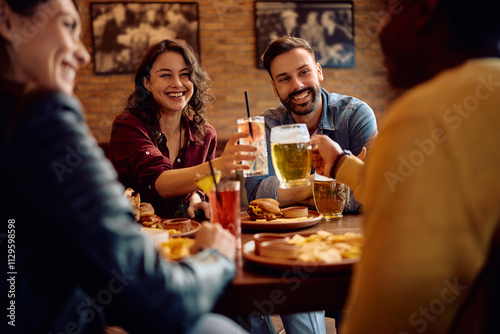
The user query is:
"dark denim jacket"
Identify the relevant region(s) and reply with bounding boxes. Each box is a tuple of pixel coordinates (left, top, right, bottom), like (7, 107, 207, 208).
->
(245, 88, 377, 212)
(0, 88, 235, 334)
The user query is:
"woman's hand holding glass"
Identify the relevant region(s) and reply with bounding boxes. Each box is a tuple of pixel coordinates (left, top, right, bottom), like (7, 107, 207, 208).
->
(213, 132, 256, 177)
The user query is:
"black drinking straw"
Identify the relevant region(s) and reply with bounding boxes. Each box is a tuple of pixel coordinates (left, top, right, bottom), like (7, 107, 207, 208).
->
(244, 91, 254, 139)
(208, 159, 221, 204)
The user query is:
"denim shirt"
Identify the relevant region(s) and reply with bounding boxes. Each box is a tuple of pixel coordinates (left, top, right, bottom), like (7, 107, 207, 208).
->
(245, 88, 377, 212)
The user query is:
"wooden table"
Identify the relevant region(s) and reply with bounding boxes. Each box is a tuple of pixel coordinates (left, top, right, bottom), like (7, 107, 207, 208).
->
(214, 214, 363, 328)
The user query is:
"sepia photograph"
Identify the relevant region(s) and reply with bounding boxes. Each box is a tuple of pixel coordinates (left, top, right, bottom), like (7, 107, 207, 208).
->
(255, 1, 354, 69)
(91, 2, 199, 74)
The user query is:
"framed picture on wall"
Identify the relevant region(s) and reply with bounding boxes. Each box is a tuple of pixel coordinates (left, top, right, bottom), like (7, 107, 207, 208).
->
(254, 1, 354, 69)
(91, 2, 199, 75)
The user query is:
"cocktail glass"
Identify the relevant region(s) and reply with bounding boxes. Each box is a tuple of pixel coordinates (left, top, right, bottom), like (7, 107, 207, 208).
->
(209, 180, 241, 249)
(237, 116, 269, 177)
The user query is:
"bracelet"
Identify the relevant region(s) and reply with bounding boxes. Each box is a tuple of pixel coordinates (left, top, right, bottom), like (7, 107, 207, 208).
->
(330, 149, 352, 179)
(195, 190, 206, 201)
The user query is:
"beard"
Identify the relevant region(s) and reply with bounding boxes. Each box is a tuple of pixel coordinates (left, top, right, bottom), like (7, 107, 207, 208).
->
(279, 86, 322, 116)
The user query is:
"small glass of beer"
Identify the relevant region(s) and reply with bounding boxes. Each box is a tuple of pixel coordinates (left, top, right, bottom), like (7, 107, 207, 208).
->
(313, 172, 347, 219)
(270, 124, 311, 189)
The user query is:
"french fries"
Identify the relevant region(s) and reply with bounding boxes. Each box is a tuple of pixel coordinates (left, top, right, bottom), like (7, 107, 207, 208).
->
(161, 238, 195, 261)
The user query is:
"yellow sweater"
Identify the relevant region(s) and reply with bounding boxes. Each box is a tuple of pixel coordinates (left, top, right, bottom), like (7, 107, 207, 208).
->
(339, 59, 500, 333)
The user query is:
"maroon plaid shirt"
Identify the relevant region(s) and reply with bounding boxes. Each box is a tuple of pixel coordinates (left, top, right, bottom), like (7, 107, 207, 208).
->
(110, 112, 217, 217)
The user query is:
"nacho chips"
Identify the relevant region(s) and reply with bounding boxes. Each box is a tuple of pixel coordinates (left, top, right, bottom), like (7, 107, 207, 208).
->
(288, 231, 363, 263)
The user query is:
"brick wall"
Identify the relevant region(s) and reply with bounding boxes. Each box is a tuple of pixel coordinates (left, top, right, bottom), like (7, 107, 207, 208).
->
(76, 0, 399, 145)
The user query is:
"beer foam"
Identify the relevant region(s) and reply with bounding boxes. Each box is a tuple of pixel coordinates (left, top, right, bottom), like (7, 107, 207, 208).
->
(314, 172, 334, 181)
(271, 125, 310, 143)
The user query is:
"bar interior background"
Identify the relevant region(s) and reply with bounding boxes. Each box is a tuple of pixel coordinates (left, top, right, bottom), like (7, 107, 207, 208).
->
(77, 0, 399, 152)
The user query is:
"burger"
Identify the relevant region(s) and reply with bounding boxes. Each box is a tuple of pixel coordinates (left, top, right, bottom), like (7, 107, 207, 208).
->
(124, 188, 162, 227)
(139, 202, 162, 227)
(247, 198, 283, 221)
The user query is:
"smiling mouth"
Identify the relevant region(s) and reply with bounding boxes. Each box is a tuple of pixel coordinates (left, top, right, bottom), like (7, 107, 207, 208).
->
(62, 63, 76, 81)
(167, 92, 185, 97)
(291, 90, 310, 100)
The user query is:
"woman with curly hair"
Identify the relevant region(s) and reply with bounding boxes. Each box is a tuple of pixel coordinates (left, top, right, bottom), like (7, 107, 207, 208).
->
(1, 2, 246, 333)
(110, 39, 254, 218)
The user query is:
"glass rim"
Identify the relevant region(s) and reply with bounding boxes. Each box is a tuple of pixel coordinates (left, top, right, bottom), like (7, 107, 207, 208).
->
(213, 179, 240, 191)
(271, 123, 307, 130)
(237, 116, 264, 123)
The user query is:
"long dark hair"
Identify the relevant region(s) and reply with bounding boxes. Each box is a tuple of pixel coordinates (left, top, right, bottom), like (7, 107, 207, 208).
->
(125, 39, 213, 146)
(0, 0, 79, 82)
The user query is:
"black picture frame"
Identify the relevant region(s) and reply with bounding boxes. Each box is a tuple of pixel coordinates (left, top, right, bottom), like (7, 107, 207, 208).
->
(91, 2, 199, 75)
(255, 1, 354, 69)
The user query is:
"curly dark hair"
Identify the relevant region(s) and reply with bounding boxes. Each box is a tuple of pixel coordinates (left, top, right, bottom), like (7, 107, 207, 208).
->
(125, 39, 213, 146)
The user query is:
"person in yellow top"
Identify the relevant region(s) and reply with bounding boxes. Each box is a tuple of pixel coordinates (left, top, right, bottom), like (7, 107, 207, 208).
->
(311, 0, 500, 333)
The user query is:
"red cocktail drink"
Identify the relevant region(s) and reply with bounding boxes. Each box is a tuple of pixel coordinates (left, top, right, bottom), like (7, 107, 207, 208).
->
(210, 180, 241, 249)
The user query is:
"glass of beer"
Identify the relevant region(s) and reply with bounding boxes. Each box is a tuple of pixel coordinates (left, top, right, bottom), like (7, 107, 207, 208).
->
(270, 124, 311, 189)
(237, 116, 269, 177)
(313, 172, 347, 219)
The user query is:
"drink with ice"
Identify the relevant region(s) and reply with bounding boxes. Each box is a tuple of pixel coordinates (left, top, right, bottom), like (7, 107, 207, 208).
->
(237, 116, 269, 177)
